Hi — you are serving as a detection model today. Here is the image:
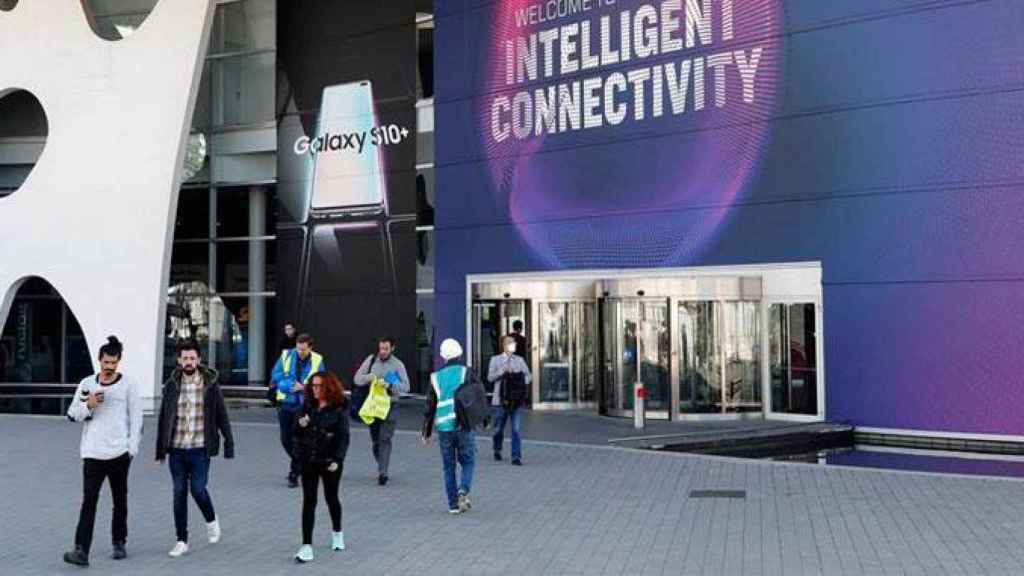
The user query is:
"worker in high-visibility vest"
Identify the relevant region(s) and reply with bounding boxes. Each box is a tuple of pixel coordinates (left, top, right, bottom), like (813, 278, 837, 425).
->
(271, 333, 325, 488)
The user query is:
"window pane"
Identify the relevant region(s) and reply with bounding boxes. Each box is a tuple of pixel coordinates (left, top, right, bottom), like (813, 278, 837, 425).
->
(211, 0, 276, 54)
(1, 290, 62, 383)
(174, 188, 210, 239)
(416, 229, 433, 291)
(170, 242, 210, 289)
(216, 187, 251, 237)
(415, 293, 434, 395)
(212, 52, 275, 127)
(416, 168, 435, 226)
(216, 240, 274, 293)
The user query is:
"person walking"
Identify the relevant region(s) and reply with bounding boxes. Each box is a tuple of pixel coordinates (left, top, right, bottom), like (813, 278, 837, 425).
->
(63, 336, 143, 567)
(488, 335, 532, 465)
(271, 333, 325, 487)
(352, 336, 409, 486)
(155, 339, 235, 558)
(422, 338, 482, 514)
(293, 371, 350, 563)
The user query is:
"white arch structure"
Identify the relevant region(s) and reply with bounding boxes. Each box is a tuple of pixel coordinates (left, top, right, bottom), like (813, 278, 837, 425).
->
(0, 1, 214, 409)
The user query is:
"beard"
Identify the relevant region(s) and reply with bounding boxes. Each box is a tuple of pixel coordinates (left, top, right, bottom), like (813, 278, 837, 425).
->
(183, 366, 197, 375)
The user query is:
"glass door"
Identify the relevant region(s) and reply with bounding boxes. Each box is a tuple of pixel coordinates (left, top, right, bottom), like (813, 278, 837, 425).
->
(537, 301, 598, 407)
(472, 302, 499, 373)
(769, 303, 818, 416)
(472, 299, 530, 381)
(600, 298, 670, 419)
(678, 301, 761, 415)
(538, 302, 571, 403)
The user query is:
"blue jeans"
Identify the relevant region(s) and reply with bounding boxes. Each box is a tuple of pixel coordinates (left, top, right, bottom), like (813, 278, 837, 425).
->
(168, 448, 216, 543)
(438, 429, 475, 509)
(492, 406, 522, 461)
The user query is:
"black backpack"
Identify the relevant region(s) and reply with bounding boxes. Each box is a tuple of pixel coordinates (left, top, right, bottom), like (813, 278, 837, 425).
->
(349, 355, 376, 421)
(455, 369, 490, 431)
(499, 371, 528, 407)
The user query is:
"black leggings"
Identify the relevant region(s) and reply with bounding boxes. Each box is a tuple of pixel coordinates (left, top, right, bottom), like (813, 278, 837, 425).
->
(301, 463, 342, 545)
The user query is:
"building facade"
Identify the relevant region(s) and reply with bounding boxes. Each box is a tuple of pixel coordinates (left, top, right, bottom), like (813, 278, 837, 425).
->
(434, 0, 1024, 438)
(0, 0, 438, 411)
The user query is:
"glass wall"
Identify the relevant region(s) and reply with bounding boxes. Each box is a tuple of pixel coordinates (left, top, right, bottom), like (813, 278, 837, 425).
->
(0, 278, 92, 384)
(168, 0, 277, 386)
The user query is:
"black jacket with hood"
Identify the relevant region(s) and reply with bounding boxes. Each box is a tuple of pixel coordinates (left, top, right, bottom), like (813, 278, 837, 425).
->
(156, 366, 235, 461)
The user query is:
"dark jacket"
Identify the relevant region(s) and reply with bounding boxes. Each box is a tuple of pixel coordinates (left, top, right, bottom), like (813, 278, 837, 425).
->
(156, 366, 235, 461)
(422, 360, 485, 438)
(294, 399, 350, 467)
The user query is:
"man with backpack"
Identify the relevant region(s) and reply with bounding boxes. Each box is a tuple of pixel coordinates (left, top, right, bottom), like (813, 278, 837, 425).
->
(352, 336, 409, 486)
(422, 338, 487, 514)
(488, 335, 532, 466)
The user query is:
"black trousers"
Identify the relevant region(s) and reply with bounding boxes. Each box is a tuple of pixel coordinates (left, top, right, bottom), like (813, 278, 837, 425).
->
(301, 463, 342, 545)
(74, 452, 131, 554)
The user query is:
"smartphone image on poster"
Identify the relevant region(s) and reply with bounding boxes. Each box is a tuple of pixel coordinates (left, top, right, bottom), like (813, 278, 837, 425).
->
(309, 80, 388, 220)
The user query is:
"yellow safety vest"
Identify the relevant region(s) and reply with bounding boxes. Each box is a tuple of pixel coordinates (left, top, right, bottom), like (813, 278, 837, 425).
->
(276, 350, 323, 402)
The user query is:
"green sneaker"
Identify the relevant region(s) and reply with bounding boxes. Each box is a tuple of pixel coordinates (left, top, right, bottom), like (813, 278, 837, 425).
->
(295, 544, 314, 563)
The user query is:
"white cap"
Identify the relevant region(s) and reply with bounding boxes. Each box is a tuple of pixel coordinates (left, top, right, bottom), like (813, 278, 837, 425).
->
(440, 338, 463, 361)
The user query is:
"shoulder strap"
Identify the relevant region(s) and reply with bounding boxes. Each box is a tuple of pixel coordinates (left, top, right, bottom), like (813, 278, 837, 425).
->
(430, 372, 440, 397)
(368, 354, 377, 371)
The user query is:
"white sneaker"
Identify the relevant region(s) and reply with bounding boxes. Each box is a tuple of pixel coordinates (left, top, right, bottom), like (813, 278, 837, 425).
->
(295, 544, 314, 563)
(168, 541, 189, 558)
(207, 519, 221, 544)
(332, 531, 345, 551)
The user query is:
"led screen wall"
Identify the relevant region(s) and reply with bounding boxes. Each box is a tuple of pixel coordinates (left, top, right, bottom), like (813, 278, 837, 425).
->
(435, 0, 1024, 434)
(277, 1, 419, 384)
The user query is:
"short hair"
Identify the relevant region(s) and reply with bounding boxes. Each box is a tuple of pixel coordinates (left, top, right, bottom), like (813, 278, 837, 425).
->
(98, 336, 123, 360)
(296, 333, 313, 346)
(309, 371, 346, 408)
(176, 338, 202, 358)
(378, 336, 396, 347)
(512, 320, 524, 332)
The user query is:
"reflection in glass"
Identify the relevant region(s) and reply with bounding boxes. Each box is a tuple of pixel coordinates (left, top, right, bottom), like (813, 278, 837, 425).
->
(679, 301, 721, 414)
(723, 302, 761, 413)
(539, 303, 570, 402)
(770, 303, 818, 415)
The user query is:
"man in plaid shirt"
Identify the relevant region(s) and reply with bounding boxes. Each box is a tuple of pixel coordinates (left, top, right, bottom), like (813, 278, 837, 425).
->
(156, 339, 235, 558)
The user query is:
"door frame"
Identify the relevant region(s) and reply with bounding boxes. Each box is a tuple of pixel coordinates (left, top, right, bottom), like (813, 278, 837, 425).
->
(761, 297, 826, 422)
(466, 262, 825, 422)
(599, 296, 672, 420)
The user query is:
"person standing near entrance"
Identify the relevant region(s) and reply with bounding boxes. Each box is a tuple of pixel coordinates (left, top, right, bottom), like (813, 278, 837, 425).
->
(422, 338, 482, 514)
(156, 339, 235, 558)
(510, 320, 528, 361)
(63, 336, 143, 567)
(279, 322, 297, 352)
(353, 336, 410, 486)
(272, 333, 325, 487)
(293, 371, 350, 563)
(488, 335, 532, 465)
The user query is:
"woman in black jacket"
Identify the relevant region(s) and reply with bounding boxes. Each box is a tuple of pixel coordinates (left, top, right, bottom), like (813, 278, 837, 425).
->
(293, 371, 350, 563)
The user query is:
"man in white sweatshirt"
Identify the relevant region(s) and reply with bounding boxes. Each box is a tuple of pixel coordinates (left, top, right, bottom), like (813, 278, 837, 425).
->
(63, 336, 143, 567)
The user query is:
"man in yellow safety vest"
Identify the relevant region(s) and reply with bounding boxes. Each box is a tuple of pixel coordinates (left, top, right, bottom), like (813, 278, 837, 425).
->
(271, 333, 325, 487)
